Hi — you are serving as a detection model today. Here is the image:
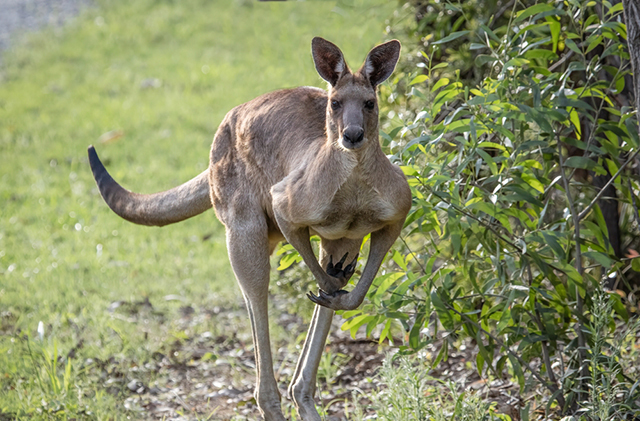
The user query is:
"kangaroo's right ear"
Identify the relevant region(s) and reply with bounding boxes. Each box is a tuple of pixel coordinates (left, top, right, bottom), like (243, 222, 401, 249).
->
(361, 39, 401, 87)
(312, 37, 349, 87)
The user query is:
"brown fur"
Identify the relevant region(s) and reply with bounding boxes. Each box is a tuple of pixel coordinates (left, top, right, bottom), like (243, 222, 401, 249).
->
(88, 38, 410, 421)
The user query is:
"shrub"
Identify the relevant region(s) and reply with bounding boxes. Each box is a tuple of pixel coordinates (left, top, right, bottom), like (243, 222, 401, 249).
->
(329, 0, 640, 417)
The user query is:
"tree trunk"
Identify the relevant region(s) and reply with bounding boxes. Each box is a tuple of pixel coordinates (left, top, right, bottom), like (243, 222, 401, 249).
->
(622, 0, 640, 289)
(623, 0, 640, 113)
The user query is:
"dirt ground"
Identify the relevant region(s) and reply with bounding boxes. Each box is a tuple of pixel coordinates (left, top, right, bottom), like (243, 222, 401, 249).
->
(96, 295, 525, 421)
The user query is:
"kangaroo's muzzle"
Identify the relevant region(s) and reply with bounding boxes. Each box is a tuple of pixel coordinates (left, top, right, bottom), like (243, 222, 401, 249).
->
(341, 126, 365, 149)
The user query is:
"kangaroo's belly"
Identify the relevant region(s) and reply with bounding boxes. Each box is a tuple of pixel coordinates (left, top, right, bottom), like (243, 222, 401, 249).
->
(310, 201, 396, 240)
(311, 219, 381, 240)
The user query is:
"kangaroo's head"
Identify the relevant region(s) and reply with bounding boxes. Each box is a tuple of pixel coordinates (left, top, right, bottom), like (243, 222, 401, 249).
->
(312, 37, 401, 151)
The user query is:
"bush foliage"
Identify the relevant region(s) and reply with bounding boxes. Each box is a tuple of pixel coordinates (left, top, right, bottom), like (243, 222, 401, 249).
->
(280, 0, 640, 418)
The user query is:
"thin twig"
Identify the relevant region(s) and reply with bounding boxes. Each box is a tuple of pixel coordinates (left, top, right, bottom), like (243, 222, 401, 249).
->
(526, 262, 566, 408)
(489, 0, 516, 29)
(557, 132, 589, 404)
(548, 50, 575, 72)
(558, 136, 584, 275)
(433, 99, 463, 125)
(399, 234, 427, 275)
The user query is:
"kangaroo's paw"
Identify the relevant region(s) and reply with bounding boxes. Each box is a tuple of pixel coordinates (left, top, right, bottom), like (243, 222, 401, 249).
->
(307, 289, 356, 310)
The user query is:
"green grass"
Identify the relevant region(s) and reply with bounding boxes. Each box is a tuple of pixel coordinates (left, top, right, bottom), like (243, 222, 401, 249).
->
(0, 0, 393, 418)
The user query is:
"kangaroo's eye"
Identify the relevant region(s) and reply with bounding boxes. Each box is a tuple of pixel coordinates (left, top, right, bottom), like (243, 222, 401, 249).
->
(331, 100, 341, 110)
(364, 100, 375, 110)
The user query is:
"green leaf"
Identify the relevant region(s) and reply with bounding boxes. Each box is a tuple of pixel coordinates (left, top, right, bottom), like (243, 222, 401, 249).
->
(504, 58, 530, 69)
(379, 320, 392, 344)
(515, 3, 555, 22)
(582, 251, 614, 267)
(585, 34, 603, 55)
(433, 31, 471, 44)
(480, 24, 500, 42)
(344, 315, 375, 339)
(564, 38, 582, 55)
(476, 148, 499, 175)
(609, 292, 629, 322)
(433, 77, 450, 91)
(365, 315, 380, 337)
(277, 252, 301, 270)
(518, 104, 553, 133)
(431, 340, 449, 368)
(524, 49, 557, 61)
(607, 2, 624, 15)
(521, 171, 544, 193)
(409, 312, 426, 349)
(466, 201, 512, 232)
(391, 250, 408, 271)
(476, 329, 492, 370)
(476, 352, 485, 377)
(555, 96, 595, 112)
(508, 354, 525, 391)
(496, 306, 512, 333)
(521, 159, 542, 170)
(400, 165, 419, 176)
(451, 224, 461, 255)
(563, 156, 606, 175)
(409, 74, 428, 85)
(478, 141, 506, 151)
(570, 109, 581, 139)
(372, 272, 405, 300)
(431, 291, 456, 330)
(548, 19, 560, 53)
(624, 118, 640, 147)
(475, 54, 496, 66)
(541, 231, 565, 259)
(503, 185, 544, 208)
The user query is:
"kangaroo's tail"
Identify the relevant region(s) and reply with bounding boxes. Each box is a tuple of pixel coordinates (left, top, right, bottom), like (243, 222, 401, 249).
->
(88, 146, 212, 227)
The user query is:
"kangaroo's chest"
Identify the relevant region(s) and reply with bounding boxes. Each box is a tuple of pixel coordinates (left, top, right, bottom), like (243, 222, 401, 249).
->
(310, 179, 398, 240)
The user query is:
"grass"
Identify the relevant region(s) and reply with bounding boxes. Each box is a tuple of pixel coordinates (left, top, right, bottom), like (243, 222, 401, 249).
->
(0, 0, 394, 418)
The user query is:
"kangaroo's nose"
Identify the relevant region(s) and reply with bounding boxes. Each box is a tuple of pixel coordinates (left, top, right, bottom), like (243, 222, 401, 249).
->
(343, 126, 364, 145)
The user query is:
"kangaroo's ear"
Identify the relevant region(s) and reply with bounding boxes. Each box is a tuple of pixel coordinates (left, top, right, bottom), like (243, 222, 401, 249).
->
(312, 37, 349, 87)
(361, 40, 401, 87)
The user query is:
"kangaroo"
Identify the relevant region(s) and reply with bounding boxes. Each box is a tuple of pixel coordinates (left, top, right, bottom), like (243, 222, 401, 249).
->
(88, 37, 411, 421)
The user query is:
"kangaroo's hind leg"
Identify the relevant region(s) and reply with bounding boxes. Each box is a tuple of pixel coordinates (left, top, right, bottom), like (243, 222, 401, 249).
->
(289, 237, 362, 420)
(225, 209, 286, 421)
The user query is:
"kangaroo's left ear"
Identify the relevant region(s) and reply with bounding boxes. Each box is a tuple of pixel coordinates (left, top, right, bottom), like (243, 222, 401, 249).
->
(360, 40, 401, 87)
(312, 37, 349, 87)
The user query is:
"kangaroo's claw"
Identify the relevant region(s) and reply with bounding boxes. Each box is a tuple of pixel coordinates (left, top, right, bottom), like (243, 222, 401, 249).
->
(326, 252, 358, 281)
(343, 253, 359, 278)
(326, 252, 349, 276)
(307, 291, 326, 307)
(307, 289, 349, 309)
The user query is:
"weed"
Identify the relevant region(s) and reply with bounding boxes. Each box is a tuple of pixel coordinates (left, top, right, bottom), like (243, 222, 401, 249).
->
(349, 354, 511, 421)
(576, 290, 640, 420)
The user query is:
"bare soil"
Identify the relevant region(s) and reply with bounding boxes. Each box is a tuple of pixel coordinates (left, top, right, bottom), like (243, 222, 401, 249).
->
(93, 295, 526, 421)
